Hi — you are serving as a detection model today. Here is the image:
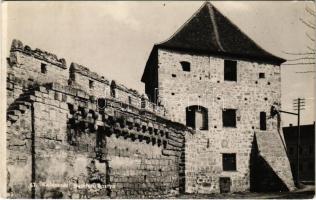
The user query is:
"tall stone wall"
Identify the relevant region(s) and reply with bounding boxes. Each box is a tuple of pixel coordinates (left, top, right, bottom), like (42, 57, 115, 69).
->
(106, 136, 181, 197)
(156, 48, 294, 193)
(6, 40, 190, 198)
(7, 81, 189, 198)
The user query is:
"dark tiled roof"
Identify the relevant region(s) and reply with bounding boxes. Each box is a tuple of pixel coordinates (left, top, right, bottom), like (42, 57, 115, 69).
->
(156, 2, 285, 65)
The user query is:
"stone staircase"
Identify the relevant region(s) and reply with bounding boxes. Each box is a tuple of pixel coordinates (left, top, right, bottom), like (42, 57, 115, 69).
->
(255, 130, 296, 191)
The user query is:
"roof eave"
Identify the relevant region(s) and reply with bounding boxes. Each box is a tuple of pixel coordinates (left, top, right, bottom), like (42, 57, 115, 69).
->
(156, 45, 286, 66)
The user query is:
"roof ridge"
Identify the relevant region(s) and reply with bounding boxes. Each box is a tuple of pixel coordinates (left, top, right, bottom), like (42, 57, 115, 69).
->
(207, 3, 225, 52)
(210, 4, 280, 59)
(157, 1, 210, 46)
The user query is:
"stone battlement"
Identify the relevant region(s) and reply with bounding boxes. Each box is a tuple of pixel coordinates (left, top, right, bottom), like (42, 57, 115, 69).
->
(70, 62, 110, 84)
(8, 39, 166, 117)
(10, 39, 67, 69)
(115, 82, 142, 98)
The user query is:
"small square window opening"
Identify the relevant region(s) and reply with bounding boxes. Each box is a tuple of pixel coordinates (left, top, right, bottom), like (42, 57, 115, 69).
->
(180, 61, 191, 72)
(222, 153, 236, 171)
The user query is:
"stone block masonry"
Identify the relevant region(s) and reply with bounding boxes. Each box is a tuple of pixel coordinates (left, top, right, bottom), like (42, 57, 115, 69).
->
(69, 62, 110, 98)
(6, 39, 190, 198)
(155, 48, 295, 193)
(7, 37, 295, 198)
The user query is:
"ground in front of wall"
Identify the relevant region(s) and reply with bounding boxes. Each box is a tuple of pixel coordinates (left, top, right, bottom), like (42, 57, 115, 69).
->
(175, 185, 315, 199)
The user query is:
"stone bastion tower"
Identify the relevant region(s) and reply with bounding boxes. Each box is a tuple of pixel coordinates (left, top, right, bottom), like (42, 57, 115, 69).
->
(142, 2, 295, 193)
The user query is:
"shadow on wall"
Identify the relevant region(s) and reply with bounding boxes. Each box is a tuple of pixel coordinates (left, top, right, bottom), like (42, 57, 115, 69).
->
(250, 135, 289, 192)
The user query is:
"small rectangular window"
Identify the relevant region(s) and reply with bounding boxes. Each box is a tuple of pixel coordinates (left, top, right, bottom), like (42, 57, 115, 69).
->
(224, 60, 237, 81)
(180, 61, 191, 72)
(128, 96, 132, 104)
(89, 80, 94, 89)
(223, 109, 236, 127)
(110, 81, 116, 98)
(141, 98, 146, 109)
(259, 73, 265, 79)
(260, 112, 267, 130)
(172, 74, 176, 78)
(41, 63, 47, 74)
(222, 153, 236, 171)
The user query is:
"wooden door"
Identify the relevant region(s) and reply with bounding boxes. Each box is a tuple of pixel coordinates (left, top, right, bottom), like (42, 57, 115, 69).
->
(219, 177, 231, 193)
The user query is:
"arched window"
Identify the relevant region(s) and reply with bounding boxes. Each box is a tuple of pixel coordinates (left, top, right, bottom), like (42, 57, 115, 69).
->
(186, 105, 208, 130)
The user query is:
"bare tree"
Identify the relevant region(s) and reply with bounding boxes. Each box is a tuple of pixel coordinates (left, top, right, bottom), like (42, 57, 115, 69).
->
(283, 5, 316, 71)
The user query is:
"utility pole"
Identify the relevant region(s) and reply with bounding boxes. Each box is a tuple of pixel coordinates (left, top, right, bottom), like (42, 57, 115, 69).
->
(293, 98, 305, 187)
(272, 98, 305, 187)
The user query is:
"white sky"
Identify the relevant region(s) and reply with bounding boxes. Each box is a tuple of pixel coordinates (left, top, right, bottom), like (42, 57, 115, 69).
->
(3, 1, 315, 126)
